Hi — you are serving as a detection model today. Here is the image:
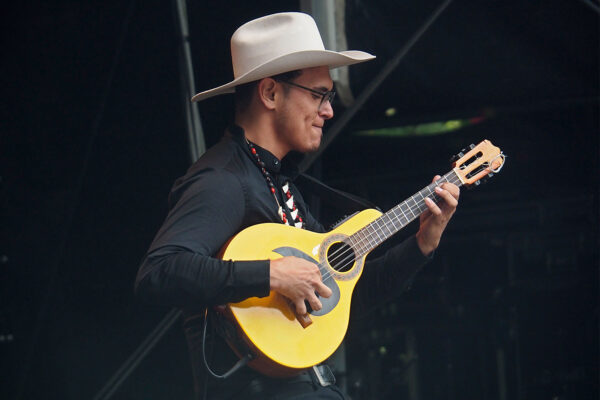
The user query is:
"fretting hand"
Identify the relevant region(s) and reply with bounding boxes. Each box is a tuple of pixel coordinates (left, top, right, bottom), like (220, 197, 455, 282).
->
(416, 175, 460, 256)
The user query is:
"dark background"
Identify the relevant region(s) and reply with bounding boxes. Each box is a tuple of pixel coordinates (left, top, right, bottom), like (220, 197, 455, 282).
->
(2, 0, 598, 399)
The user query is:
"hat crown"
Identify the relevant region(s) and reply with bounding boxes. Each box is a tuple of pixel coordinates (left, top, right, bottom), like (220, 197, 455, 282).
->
(231, 12, 325, 79)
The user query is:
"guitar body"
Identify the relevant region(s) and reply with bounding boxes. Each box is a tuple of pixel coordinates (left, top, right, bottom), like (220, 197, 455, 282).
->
(220, 208, 382, 377)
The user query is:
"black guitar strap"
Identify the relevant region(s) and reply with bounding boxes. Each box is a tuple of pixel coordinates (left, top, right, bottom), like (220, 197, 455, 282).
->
(295, 173, 381, 213)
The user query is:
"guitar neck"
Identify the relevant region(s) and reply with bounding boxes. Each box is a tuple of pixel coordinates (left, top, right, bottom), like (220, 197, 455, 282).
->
(348, 169, 463, 257)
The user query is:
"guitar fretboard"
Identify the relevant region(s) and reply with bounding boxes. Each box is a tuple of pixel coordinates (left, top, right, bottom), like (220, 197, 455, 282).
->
(348, 170, 463, 257)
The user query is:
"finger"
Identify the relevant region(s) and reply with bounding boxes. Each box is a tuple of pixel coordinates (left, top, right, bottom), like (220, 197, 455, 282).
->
(294, 299, 307, 315)
(420, 208, 432, 220)
(431, 175, 441, 183)
(441, 182, 460, 200)
(435, 186, 458, 208)
(316, 282, 333, 298)
(424, 197, 442, 216)
(307, 293, 323, 311)
(302, 259, 322, 277)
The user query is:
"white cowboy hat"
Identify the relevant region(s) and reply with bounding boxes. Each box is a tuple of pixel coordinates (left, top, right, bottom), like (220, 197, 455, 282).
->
(191, 12, 375, 102)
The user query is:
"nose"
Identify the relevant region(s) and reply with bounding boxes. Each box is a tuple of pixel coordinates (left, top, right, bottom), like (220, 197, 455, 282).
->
(318, 99, 334, 120)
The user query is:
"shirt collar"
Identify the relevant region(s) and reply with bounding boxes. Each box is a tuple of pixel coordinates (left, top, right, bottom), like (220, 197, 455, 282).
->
(227, 123, 300, 179)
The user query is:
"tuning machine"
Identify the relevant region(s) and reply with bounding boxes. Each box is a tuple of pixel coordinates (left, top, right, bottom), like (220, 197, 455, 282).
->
(466, 178, 485, 190)
(464, 163, 495, 190)
(476, 171, 495, 186)
(450, 143, 475, 163)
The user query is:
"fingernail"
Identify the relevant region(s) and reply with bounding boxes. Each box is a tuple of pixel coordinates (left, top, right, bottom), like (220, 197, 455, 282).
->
(435, 187, 443, 193)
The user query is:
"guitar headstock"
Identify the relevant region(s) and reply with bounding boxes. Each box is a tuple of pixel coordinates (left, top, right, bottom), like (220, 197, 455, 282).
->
(452, 140, 505, 186)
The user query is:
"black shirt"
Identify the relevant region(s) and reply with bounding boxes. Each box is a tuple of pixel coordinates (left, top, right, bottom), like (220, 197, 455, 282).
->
(135, 124, 430, 398)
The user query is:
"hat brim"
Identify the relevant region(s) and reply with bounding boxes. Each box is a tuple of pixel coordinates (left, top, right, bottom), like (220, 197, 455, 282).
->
(191, 49, 375, 102)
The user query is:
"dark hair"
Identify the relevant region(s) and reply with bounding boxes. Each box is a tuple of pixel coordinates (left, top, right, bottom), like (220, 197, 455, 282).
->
(234, 70, 303, 115)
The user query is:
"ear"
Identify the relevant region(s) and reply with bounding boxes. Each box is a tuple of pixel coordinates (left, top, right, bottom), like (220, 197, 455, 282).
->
(257, 78, 278, 110)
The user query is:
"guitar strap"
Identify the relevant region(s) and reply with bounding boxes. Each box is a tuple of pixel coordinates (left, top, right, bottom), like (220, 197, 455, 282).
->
(295, 173, 381, 214)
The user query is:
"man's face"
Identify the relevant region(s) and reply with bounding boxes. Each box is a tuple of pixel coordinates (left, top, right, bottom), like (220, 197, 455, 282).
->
(274, 66, 334, 154)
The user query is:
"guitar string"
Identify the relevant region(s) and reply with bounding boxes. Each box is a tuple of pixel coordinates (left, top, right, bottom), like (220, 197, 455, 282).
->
(335, 171, 463, 274)
(319, 151, 502, 284)
(348, 172, 461, 253)
(326, 172, 463, 277)
(325, 155, 498, 269)
(320, 175, 458, 282)
(322, 173, 457, 272)
(318, 172, 463, 282)
(322, 176, 447, 268)
(321, 177, 449, 277)
(319, 188, 439, 282)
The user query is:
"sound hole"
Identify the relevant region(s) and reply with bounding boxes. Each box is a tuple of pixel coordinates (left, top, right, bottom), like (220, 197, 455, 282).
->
(326, 241, 356, 272)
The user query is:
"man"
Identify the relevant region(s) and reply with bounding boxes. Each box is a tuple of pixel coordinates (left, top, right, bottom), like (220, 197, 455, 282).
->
(135, 12, 459, 399)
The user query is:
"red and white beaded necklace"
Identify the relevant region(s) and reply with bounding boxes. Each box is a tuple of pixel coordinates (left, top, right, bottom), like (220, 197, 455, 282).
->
(246, 140, 304, 229)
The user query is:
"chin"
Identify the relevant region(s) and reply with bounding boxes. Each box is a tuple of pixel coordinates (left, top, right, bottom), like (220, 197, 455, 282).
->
(308, 137, 322, 152)
(298, 141, 320, 154)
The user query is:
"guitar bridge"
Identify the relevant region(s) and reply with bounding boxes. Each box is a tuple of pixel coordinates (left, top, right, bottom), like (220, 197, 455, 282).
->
(295, 311, 313, 329)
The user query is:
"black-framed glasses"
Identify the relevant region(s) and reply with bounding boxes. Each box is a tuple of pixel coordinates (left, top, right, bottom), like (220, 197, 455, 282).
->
(276, 79, 336, 111)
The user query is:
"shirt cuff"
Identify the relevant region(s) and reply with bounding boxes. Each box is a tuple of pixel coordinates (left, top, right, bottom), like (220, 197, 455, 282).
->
(232, 260, 271, 298)
(392, 234, 434, 264)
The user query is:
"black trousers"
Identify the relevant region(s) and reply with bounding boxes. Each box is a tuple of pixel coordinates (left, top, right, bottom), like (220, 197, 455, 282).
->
(200, 367, 345, 399)
(224, 374, 346, 400)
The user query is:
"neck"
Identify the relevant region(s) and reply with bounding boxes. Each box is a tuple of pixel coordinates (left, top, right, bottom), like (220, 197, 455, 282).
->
(236, 114, 289, 160)
(349, 170, 462, 257)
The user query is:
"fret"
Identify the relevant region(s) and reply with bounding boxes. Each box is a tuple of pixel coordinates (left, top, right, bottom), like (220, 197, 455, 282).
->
(355, 228, 369, 254)
(366, 222, 376, 234)
(396, 214, 409, 228)
(415, 191, 429, 213)
(407, 197, 418, 218)
(351, 240, 363, 256)
(398, 202, 411, 221)
(350, 168, 470, 256)
(366, 223, 375, 235)
(394, 206, 410, 227)
(364, 224, 376, 248)
(394, 205, 413, 226)
(354, 227, 366, 244)
(380, 214, 394, 237)
(373, 220, 384, 242)
(349, 233, 368, 253)
(414, 191, 425, 210)
(387, 209, 403, 231)
(389, 208, 406, 230)
(352, 235, 363, 255)
(424, 185, 435, 199)
(347, 233, 358, 247)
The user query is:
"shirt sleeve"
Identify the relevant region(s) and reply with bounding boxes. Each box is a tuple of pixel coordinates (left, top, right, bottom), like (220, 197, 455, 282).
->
(135, 169, 270, 308)
(351, 235, 432, 318)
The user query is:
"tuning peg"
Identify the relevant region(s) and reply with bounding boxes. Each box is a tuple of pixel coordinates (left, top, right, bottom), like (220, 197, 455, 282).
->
(450, 151, 464, 163)
(451, 144, 477, 163)
(465, 180, 480, 190)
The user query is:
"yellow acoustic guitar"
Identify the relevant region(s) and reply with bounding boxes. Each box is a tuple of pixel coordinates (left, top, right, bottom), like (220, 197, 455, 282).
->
(218, 140, 505, 377)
